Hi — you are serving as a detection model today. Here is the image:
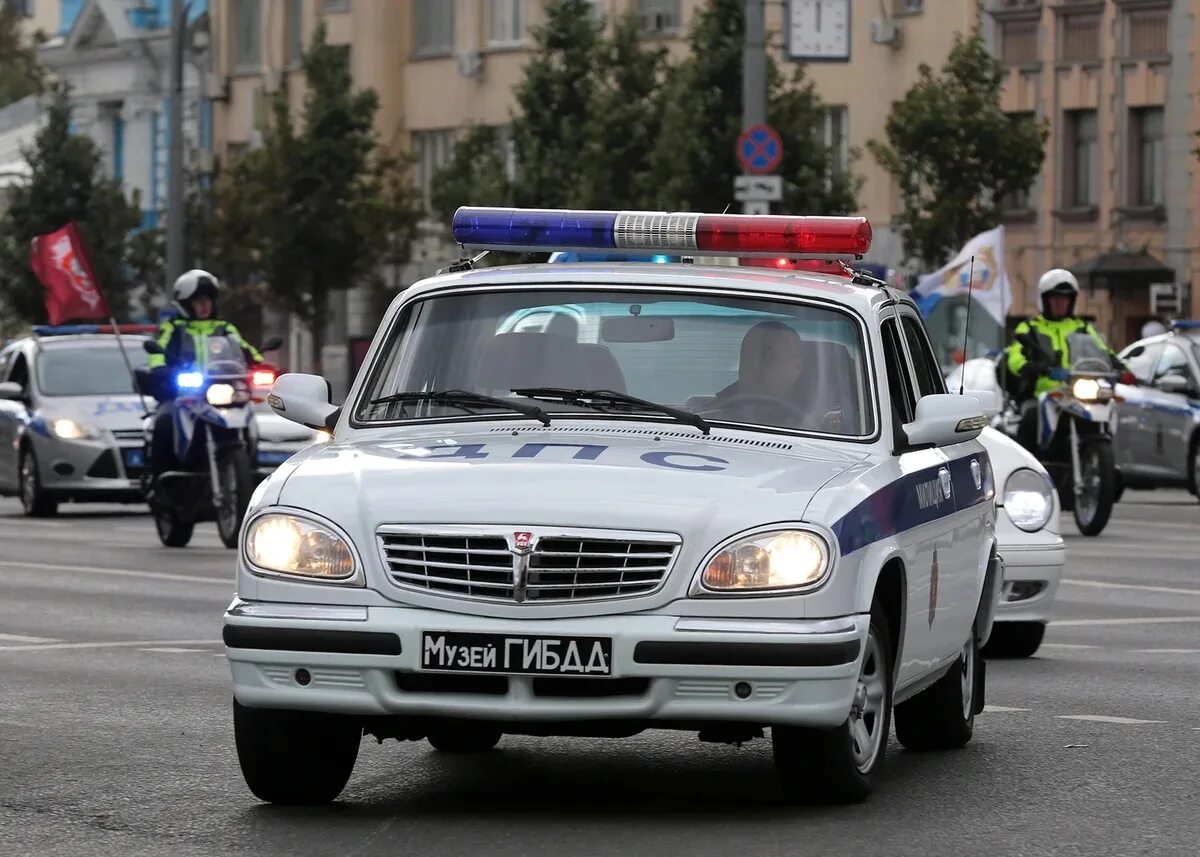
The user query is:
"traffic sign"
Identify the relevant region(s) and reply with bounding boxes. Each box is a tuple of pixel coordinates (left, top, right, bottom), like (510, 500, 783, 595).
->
(736, 124, 783, 175)
(734, 175, 783, 202)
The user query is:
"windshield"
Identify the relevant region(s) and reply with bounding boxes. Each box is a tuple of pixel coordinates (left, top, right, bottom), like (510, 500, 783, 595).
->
(195, 333, 247, 375)
(355, 287, 875, 438)
(1066, 331, 1114, 373)
(37, 343, 150, 397)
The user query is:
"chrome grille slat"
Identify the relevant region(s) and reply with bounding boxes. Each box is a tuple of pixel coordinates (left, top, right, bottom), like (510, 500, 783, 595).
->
(378, 529, 679, 604)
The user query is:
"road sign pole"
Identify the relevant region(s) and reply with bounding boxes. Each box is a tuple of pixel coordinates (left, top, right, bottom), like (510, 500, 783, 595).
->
(742, 0, 767, 215)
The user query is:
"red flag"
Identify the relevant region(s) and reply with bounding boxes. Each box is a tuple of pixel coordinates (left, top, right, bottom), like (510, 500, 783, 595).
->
(30, 221, 110, 325)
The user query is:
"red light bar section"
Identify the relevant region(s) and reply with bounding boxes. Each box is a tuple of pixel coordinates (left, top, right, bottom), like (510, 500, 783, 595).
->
(696, 215, 872, 258)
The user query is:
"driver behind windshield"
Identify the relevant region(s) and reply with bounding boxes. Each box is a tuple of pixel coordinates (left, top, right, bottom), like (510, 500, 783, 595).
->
(145, 269, 264, 481)
(711, 321, 807, 421)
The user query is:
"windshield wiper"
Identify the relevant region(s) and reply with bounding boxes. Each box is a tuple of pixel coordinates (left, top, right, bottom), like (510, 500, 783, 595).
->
(368, 390, 551, 426)
(511, 387, 710, 435)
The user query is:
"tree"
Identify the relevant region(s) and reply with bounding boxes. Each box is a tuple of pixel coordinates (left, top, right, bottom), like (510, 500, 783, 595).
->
(430, 125, 512, 224)
(867, 31, 1049, 268)
(0, 3, 45, 108)
(221, 20, 419, 364)
(0, 84, 145, 327)
(650, 0, 858, 215)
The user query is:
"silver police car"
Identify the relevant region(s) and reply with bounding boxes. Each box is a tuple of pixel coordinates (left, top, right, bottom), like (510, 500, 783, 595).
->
(0, 325, 155, 516)
(1114, 322, 1200, 499)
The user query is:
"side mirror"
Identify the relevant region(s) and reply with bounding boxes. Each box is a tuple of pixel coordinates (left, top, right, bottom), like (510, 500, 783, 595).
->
(0, 381, 23, 401)
(262, 335, 284, 352)
(268, 373, 340, 431)
(1157, 373, 1192, 395)
(965, 388, 1002, 418)
(902, 393, 987, 448)
(142, 339, 164, 355)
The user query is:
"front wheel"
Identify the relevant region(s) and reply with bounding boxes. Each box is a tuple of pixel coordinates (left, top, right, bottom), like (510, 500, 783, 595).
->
(1073, 439, 1115, 536)
(772, 602, 892, 804)
(216, 446, 253, 549)
(982, 622, 1045, 659)
(18, 446, 57, 517)
(894, 635, 980, 751)
(233, 699, 360, 804)
(155, 506, 194, 547)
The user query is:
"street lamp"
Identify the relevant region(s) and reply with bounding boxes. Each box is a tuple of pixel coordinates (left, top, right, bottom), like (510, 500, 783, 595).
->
(166, 0, 191, 292)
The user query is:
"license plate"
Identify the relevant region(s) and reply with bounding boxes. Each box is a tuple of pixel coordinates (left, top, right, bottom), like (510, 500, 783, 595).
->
(123, 448, 144, 468)
(420, 631, 613, 677)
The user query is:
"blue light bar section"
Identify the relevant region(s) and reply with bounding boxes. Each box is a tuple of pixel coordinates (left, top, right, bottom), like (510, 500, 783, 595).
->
(1170, 320, 1200, 330)
(547, 251, 682, 264)
(454, 207, 617, 251)
(32, 325, 101, 335)
(176, 372, 204, 389)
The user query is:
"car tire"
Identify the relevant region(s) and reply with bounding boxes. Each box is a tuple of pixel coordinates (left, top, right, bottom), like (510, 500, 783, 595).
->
(981, 621, 1045, 659)
(233, 698, 360, 805)
(772, 602, 892, 805)
(426, 723, 503, 753)
(1188, 434, 1200, 501)
(19, 446, 57, 517)
(155, 507, 194, 547)
(894, 635, 979, 752)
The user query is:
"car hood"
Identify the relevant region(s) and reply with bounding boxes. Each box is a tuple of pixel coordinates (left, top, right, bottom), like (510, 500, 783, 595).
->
(39, 393, 153, 432)
(274, 424, 870, 537)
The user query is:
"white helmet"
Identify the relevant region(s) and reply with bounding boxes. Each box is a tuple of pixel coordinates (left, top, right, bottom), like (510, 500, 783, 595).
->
(171, 269, 219, 318)
(1037, 268, 1078, 316)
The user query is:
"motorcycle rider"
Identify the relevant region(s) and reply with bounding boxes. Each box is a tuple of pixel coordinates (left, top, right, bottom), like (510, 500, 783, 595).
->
(146, 269, 263, 477)
(1004, 268, 1122, 452)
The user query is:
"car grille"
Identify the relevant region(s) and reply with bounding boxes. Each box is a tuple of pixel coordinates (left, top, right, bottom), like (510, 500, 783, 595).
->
(112, 429, 144, 444)
(377, 530, 680, 603)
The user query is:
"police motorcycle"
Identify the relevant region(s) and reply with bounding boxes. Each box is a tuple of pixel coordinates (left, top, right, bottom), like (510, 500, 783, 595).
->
(135, 332, 282, 548)
(1000, 330, 1124, 536)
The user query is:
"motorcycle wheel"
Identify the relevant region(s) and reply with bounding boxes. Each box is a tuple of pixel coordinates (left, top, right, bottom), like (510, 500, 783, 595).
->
(216, 446, 253, 549)
(156, 507, 194, 548)
(1073, 440, 1115, 537)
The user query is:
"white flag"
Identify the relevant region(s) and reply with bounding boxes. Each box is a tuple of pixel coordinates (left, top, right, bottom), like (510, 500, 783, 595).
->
(913, 226, 1011, 325)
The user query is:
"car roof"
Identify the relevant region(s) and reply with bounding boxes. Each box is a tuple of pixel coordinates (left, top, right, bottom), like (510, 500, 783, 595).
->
(399, 262, 908, 319)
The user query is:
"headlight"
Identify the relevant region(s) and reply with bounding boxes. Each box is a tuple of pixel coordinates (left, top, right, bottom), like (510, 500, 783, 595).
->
(206, 383, 235, 406)
(245, 513, 356, 580)
(52, 418, 98, 440)
(1071, 378, 1111, 401)
(699, 530, 830, 593)
(1003, 467, 1055, 532)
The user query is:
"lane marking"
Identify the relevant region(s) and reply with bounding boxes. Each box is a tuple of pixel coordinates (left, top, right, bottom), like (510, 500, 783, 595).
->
(1039, 643, 1097, 649)
(1133, 648, 1200, 654)
(0, 559, 231, 587)
(0, 633, 62, 644)
(1060, 579, 1200, 598)
(1050, 616, 1200, 627)
(0, 639, 221, 652)
(141, 647, 209, 653)
(981, 705, 1030, 713)
(1056, 715, 1166, 725)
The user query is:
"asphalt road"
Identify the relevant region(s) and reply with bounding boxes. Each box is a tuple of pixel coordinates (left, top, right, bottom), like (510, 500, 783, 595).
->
(1, 491, 1197, 857)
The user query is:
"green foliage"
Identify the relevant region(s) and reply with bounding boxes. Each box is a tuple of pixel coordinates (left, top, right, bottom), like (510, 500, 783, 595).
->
(213, 21, 419, 354)
(430, 125, 511, 224)
(0, 84, 145, 328)
(0, 4, 45, 108)
(867, 31, 1049, 268)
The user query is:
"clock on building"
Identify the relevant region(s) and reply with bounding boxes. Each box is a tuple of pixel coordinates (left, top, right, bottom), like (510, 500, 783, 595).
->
(787, 0, 851, 62)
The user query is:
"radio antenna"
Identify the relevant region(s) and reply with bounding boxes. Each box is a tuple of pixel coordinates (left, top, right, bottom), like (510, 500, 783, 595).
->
(958, 254, 976, 395)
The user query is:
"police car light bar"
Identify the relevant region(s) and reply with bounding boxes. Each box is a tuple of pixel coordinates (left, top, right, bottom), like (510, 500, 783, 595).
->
(452, 207, 873, 260)
(31, 324, 159, 336)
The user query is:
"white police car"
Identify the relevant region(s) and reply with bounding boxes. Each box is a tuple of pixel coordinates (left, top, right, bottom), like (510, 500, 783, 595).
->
(224, 208, 1003, 806)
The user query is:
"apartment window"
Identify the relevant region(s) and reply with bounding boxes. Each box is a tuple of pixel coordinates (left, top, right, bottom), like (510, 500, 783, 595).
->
(8, 0, 34, 18)
(824, 106, 848, 178)
(322, 0, 350, 13)
(999, 18, 1039, 65)
(487, 0, 525, 46)
(993, 0, 1041, 9)
(1002, 113, 1037, 211)
(286, 0, 304, 66)
(1064, 109, 1098, 209)
(414, 0, 454, 54)
(638, 0, 681, 34)
(1125, 8, 1169, 59)
(413, 130, 457, 209)
(1060, 13, 1100, 63)
(1130, 107, 1164, 207)
(232, 0, 261, 71)
(892, 0, 923, 14)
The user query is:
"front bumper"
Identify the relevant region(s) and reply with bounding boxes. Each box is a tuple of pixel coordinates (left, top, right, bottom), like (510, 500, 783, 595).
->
(224, 599, 868, 728)
(995, 538, 1065, 624)
(36, 434, 144, 500)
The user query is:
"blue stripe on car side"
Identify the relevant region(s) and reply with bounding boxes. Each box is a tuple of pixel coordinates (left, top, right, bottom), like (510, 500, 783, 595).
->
(831, 453, 993, 557)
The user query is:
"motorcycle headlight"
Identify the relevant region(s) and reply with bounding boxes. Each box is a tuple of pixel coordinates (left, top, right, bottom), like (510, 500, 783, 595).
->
(1003, 468, 1055, 532)
(206, 383, 235, 406)
(1071, 378, 1111, 402)
(244, 513, 357, 581)
(697, 529, 830, 594)
(52, 418, 99, 440)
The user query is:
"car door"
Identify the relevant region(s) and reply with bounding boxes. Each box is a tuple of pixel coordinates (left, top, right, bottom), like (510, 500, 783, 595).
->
(1146, 342, 1196, 480)
(1114, 341, 1162, 481)
(0, 345, 24, 490)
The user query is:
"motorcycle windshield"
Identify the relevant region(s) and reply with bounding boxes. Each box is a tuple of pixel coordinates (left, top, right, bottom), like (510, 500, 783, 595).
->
(198, 333, 247, 376)
(1066, 331, 1113, 374)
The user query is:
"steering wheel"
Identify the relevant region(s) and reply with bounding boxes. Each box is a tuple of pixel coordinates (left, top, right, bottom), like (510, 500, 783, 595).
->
(699, 393, 807, 425)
